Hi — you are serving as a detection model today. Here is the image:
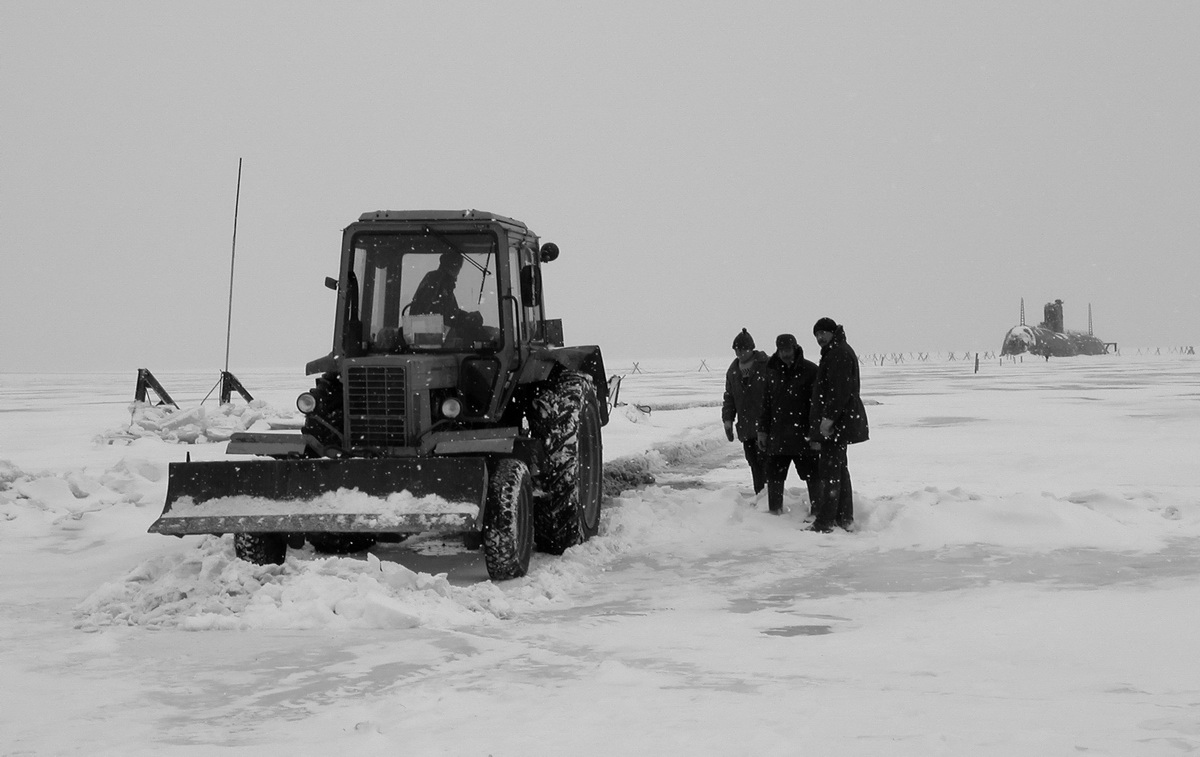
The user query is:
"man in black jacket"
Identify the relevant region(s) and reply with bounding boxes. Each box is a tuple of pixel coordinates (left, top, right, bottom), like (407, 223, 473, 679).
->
(757, 334, 820, 515)
(410, 252, 485, 335)
(722, 329, 770, 496)
(808, 318, 869, 532)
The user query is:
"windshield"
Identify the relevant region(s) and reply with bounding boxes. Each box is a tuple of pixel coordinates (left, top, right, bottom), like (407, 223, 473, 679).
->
(348, 231, 501, 353)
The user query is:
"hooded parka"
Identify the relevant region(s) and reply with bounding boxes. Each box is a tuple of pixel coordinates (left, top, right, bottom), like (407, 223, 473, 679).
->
(810, 325, 869, 445)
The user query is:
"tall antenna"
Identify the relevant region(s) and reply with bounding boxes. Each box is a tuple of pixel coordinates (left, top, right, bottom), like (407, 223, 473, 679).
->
(1088, 303, 1093, 336)
(208, 158, 253, 405)
(224, 158, 242, 374)
(1019, 297, 1025, 326)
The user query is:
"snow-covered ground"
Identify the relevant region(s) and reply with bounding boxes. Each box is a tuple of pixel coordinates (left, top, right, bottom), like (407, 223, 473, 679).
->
(2, 355, 1199, 755)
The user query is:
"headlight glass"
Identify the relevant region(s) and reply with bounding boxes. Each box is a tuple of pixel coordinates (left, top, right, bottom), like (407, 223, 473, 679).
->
(296, 392, 318, 414)
(440, 397, 463, 419)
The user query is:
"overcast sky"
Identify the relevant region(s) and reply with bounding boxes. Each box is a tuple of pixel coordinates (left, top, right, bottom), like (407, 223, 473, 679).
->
(3, 2, 1197, 373)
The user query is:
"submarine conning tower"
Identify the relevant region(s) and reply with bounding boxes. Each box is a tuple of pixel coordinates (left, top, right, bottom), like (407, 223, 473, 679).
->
(1042, 299, 1065, 333)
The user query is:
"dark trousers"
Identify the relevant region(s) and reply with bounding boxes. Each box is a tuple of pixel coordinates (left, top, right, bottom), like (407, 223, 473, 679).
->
(814, 441, 854, 528)
(765, 453, 819, 513)
(742, 440, 767, 494)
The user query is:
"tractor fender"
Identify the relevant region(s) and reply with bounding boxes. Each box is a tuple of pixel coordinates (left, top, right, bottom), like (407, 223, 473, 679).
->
(305, 351, 339, 376)
(519, 346, 609, 425)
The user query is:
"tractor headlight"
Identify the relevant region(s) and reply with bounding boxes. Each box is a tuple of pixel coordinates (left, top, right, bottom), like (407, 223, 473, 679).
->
(296, 392, 318, 414)
(440, 397, 463, 419)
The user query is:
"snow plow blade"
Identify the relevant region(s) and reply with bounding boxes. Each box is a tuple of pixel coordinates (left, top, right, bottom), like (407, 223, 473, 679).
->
(148, 457, 487, 535)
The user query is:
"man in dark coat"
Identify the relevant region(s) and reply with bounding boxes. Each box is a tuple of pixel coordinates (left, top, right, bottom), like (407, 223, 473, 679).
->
(808, 318, 869, 532)
(410, 252, 484, 334)
(722, 328, 770, 495)
(757, 334, 820, 515)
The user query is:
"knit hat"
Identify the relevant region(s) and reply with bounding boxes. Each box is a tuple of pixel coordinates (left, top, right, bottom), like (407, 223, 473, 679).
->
(813, 317, 838, 335)
(775, 333, 798, 349)
(732, 328, 755, 351)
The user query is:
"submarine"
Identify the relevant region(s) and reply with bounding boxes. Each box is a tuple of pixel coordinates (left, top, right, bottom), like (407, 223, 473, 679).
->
(1001, 299, 1112, 357)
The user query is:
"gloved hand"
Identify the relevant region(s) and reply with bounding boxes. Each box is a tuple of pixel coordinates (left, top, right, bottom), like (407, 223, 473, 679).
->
(756, 431, 768, 451)
(723, 422, 735, 442)
(819, 417, 834, 438)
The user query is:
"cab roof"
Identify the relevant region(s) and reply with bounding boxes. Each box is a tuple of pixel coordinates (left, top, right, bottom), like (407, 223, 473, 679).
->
(356, 209, 528, 230)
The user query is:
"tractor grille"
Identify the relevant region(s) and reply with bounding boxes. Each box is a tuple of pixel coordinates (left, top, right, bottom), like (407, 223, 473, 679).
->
(345, 364, 408, 447)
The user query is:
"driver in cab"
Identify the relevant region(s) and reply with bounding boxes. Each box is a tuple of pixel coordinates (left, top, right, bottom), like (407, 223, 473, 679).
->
(409, 251, 485, 336)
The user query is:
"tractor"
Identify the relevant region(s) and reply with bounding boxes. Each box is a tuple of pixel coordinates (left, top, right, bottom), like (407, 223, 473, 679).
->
(149, 210, 607, 580)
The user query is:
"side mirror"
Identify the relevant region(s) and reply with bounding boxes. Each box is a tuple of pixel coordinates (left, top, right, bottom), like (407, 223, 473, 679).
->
(324, 277, 338, 291)
(539, 242, 559, 263)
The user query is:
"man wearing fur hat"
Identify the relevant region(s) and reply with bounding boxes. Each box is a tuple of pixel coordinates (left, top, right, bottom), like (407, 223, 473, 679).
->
(722, 328, 770, 496)
(757, 333, 820, 515)
(808, 318, 869, 532)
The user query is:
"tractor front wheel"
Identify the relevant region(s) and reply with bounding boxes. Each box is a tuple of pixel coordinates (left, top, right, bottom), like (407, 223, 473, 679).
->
(482, 458, 534, 580)
(529, 372, 604, 554)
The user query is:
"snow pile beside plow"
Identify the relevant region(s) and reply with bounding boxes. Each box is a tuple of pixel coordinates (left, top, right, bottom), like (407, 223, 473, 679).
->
(0, 456, 165, 525)
(97, 400, 301, 445)
(73, 538, 513, 632)
(72, 525, 634, 632)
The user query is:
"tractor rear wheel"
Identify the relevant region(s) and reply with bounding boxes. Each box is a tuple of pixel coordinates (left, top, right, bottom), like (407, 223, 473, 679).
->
(529, 372, 604, 554)
(483, 458, 534, 580)
(234, 533, 287, 565)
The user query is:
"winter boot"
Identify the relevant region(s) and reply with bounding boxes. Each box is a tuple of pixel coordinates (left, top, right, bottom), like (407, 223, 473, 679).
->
(767, 481, 785, 514)
(835, 469, 854, 530)
(810, 474, 838, 531)
(804, 477, 821, 520)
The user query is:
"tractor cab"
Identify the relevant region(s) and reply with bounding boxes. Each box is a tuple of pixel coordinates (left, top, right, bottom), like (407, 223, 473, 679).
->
(331, 210, 561, 361)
